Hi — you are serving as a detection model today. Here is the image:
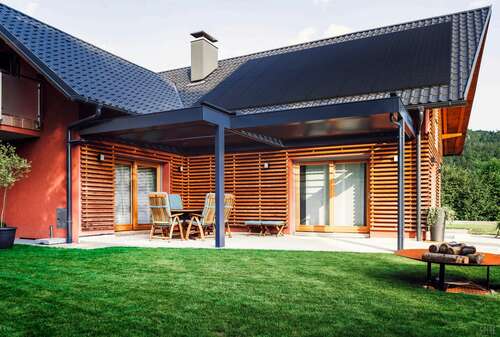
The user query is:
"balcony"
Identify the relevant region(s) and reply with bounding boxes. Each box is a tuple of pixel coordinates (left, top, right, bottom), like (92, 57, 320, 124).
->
(0, 72, 41, 139)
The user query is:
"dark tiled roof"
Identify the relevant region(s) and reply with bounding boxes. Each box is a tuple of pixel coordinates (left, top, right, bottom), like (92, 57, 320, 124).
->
(160, 7, 491, 114)
(0, 3, 183, 114)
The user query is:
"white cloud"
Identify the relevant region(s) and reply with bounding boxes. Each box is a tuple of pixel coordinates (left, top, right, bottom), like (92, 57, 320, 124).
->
(24, 1, 39, 15)
(468, 0, 490, 8)
(288, 26, 317, 45)
(313, 0, 331, 5)
(289, 23, 352, 45)
(323, 23, 352, 38)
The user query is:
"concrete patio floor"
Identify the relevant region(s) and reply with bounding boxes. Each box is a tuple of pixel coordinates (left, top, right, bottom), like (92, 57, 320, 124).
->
(30, 230, 499, 253)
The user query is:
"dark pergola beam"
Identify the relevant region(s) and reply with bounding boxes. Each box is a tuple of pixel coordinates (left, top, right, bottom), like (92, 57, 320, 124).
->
(231, 97, 415, 137)
(80, 105, 231, 136)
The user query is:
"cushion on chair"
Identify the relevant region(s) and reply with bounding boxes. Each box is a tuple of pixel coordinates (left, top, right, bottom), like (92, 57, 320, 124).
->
(169, 194, 183, 210)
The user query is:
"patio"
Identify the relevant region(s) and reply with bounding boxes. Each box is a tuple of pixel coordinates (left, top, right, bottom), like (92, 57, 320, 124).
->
(51, 231, 500, 253)
(78, 97, 415, 249)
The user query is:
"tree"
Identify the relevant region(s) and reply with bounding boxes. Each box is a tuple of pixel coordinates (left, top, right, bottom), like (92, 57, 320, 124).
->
(0, 142, 31, 227)
(442, 130, 500, 221)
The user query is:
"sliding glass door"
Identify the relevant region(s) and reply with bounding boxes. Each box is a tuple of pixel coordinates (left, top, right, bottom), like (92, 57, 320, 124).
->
(137, 167, 158, 225)
(115, 164, 132, 230)
(334, 163, 365, 227)
(299, 164, 330, 226)
(296, 161, 367, 232)
(114, 162, 160, 231)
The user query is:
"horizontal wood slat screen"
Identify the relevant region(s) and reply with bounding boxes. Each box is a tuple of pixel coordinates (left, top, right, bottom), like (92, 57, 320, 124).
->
(81, 121, 442, 235)
(182, 138, 438, 234)
(80, 141, 185, 232)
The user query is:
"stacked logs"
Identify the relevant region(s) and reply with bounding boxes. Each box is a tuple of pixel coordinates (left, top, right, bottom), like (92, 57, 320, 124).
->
(423, 242, 484, 264)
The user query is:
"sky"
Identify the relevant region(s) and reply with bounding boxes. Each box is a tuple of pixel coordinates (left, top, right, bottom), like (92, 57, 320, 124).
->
(1, 0, 498, 131)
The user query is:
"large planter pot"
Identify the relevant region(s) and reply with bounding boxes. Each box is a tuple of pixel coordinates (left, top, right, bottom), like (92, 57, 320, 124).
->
(0, 227, 16, 249)
(430, 208, 446, 242)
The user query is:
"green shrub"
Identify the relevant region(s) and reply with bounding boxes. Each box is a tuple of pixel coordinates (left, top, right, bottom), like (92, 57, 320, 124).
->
(427, 206, 455, 227)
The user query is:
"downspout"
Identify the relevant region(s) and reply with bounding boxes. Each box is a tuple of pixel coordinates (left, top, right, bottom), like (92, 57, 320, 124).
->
(66, 105, 102, 243)
(416, 107, 424, 241)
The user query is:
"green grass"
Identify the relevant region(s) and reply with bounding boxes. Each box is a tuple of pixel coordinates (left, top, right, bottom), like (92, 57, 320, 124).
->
(447, 222, 499, 236)
(0, 246, 499, 337)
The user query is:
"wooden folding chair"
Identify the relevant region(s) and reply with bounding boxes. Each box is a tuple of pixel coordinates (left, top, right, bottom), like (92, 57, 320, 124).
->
(185, 193, 235, 239)
(224, 193, 235, 238)
(148, 192, 184, 240)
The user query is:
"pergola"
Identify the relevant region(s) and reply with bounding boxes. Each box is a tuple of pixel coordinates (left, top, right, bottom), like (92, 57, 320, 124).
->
(78, 96, 416, 249)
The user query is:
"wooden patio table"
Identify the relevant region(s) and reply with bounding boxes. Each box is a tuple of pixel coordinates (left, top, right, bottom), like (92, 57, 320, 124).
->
(173, 208, 204, 215)
(395, 248, 500, 291)
(172, 208, 204, 239)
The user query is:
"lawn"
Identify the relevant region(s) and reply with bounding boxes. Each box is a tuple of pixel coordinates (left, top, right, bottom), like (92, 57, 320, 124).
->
(447, 222, 499, 236)
(0, 246, 498, 337)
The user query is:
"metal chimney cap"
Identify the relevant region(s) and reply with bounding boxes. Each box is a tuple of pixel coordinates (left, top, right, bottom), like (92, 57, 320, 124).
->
(190, 31, 218, 43)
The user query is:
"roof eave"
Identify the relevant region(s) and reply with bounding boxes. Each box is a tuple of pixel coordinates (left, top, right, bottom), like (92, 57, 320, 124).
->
(462, 6, 491, 101)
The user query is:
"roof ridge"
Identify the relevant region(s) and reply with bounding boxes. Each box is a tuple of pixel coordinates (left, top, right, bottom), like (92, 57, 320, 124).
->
(158, 5, 491, 75)
(0, 2, 165, 79)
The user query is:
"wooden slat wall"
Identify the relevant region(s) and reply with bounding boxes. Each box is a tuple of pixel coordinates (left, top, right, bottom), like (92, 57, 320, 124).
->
(182, 136, 441, 234)
(80, 117, 443, 235)
(182, 152, 288, 226)
(80, 141, 185, 232)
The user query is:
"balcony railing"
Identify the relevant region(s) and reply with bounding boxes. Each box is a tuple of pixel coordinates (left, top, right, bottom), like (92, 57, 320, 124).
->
(0, 72, 41, 131)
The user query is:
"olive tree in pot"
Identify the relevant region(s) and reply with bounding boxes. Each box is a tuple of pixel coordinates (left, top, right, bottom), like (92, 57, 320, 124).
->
(427, 206, 455, 242)
(0, 142, 30, 249)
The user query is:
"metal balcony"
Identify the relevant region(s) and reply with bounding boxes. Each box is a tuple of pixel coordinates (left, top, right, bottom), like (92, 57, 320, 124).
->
(0, 72, 41, 139)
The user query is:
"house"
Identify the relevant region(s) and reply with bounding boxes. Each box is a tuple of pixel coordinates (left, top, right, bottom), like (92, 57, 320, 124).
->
(0, 4, 491, 247)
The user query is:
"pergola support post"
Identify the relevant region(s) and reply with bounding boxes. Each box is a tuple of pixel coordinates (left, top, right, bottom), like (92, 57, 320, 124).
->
(397, 116, 405, 250)
(215, 124, 225, 248)
(416, 107, 424, 241)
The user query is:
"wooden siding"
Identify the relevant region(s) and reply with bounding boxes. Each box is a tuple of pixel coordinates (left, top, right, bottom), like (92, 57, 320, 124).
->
(80, 119, 443, 235)
(180, 136, 440, 234)
(80, 141, 185, 232)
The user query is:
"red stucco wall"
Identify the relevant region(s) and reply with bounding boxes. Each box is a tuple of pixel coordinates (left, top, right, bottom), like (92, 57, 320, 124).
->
(1, 82, 79, 240)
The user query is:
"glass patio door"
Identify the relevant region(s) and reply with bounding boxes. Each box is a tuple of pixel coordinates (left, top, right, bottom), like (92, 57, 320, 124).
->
(137, 166, 158, 225)
(333, 163, 365, 227)
(299, 164, 330, 226)
(114, 162, 160, 231)
(114, 164, 132, 231)
(296, 161, 367, 232)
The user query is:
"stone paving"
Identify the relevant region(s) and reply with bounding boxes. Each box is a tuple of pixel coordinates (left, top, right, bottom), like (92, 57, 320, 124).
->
(16, 229, 499, 253)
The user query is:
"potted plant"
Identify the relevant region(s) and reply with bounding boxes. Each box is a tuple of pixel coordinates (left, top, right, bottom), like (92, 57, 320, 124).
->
(0, 142, 30, 249)
(427, 206, 455, 242)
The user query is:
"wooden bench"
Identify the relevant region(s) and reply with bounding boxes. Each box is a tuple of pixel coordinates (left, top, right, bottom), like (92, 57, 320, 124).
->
(244, 220, 286, 236)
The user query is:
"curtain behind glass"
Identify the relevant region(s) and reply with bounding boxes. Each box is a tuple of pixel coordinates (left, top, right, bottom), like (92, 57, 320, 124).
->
(334, 163, 365, 226)
(137, 168, 157, 224)
(114, 165, 131, 225)
(300, 165, 329, 226)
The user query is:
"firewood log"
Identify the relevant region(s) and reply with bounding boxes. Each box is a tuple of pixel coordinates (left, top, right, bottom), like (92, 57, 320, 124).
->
(460, 246, 476, 255)
(422, 252, 469, 264)
(467, 253, 484, 264)
(438, 242, 465, 255)
(428, 244, 439, 253)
